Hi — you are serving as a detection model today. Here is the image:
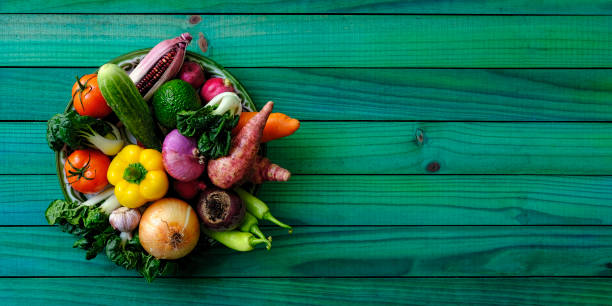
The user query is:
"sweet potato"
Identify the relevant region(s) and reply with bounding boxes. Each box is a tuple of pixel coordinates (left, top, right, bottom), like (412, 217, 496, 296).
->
(247, 156, 291, 184)
(207, 101, 274, 189)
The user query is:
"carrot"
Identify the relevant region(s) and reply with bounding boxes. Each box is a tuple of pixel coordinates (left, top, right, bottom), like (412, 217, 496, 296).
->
(232, 112, 300, 143)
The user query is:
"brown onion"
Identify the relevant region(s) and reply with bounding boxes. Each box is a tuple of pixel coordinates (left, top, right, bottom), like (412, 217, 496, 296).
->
(139, 198, 200, 260)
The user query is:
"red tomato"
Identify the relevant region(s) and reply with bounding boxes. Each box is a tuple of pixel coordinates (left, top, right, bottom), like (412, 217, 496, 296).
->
(64, 149, 110, 194)
(72, 74, 113, 118)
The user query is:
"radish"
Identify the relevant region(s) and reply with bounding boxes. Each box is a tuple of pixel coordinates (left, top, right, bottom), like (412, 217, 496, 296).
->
(207, 101, 273, 189)
(200, 78, 235, 102)
(178, 61, 206, 89)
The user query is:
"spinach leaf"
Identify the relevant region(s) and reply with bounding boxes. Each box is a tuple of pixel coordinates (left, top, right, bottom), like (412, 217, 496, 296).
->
(106, 234, 177, 282)
(46, 198, 179, 282)
(176, 106, 216, 137)
(176, 106, 239, 159)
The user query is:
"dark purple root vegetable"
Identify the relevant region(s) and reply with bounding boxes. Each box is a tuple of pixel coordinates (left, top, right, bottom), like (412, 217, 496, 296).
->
(197, 188, 245, 231)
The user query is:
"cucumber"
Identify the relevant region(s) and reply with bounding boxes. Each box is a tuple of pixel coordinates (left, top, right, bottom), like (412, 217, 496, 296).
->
(97, 63, 161, 150)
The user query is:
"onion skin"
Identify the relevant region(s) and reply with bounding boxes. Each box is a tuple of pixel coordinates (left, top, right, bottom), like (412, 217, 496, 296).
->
(162, 129, 206, 182)
(197, 188, 245, 231)
(139, 198, 200, 260)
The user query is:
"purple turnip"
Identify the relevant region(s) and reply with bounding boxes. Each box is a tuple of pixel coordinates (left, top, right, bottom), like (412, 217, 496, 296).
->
(200, 78, 235, 102)
(178, 61, 206, 89)
(197, 188, 245, 231)
(162, 129, 206, 182)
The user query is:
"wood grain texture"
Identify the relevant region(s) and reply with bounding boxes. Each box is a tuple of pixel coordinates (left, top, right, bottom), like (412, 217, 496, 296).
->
(3, 15, 612, 67)
(7, 121, 612, 175)
(6, 175, 612, 226)
(2, 226, 612, 277)
(2, 278, 612, 306)
(5, 67, 612, 121)
(4, 0, 612, 14)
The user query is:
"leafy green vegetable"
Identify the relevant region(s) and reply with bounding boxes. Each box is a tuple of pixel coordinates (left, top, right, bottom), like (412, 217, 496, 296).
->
(45, 199, 112, 259)
(106, 234, 177, 282)
(176, 106, 215, 137)
(46, 110, 124, 155)
(176, 106, 239, 159)
(45, 199, 174, 281)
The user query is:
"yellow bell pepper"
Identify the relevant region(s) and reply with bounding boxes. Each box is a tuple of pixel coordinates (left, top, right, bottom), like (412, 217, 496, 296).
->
(107, 145, 169, 208)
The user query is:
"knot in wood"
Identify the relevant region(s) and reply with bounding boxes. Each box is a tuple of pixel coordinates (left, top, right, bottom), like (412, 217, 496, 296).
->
(426, 161, 440, 173)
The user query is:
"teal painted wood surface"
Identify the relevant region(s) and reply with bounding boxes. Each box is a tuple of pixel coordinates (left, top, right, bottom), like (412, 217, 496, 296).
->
(5, 175, 612, 226)
(2, 278, 612, 306)
(5, 67, 612, 121)
(2, 226, 611, 277)
(2, 4, 612, 304)
(4, 15, 612, 67)
(6, 122, 612, 175)
(5, 0, 612, 14)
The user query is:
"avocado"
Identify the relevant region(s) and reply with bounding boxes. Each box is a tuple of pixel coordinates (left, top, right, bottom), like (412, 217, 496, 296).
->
(152, 79, 201, 129)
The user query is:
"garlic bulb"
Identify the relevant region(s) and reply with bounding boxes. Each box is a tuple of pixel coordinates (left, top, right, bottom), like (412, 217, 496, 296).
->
(109, 207, 141, 242)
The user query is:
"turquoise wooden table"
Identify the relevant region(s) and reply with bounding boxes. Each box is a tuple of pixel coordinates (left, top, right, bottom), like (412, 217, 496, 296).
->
(2, 1, 612, 304)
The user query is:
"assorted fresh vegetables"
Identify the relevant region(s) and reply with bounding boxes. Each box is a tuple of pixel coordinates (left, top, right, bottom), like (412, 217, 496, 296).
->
(45, 34, 300, 282)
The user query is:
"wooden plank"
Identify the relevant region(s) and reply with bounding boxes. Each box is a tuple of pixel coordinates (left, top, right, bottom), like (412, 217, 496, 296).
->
(2, 278, 611, 305)
(6, 67, 612, 121)
(8, 122, 612, 175)
(4, 0, 612, 14)
(6, 175, 612, 226)
(1, 226, 611, 277)
(3, 15, 612, 68)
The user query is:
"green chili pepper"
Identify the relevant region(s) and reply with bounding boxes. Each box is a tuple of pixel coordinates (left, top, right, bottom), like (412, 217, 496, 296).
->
(234, 187, 293, 233)
(239, 211, 272, 250)
(202, 228, 269, 252)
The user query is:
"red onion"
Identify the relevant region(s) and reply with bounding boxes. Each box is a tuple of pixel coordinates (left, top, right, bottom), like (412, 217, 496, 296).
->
(162, 129, 206, 182)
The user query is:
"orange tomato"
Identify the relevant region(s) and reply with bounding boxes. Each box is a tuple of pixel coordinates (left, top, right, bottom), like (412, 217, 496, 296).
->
(72, 74, 112, 118)
(64, 149, 110, 194)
